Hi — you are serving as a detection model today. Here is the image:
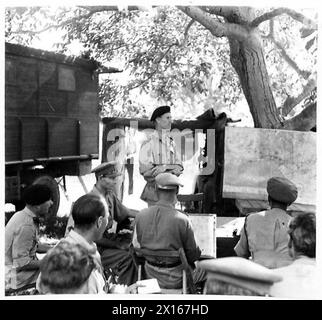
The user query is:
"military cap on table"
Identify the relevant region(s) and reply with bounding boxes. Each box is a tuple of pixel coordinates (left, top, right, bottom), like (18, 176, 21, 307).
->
(198, 257, 283, 296)
(150, 106, 171, 122)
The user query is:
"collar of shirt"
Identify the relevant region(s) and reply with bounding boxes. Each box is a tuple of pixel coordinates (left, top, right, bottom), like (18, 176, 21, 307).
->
(155, 199, 175, 209)
(66, 230, 98, 255)
(269, 207, 288, 215)
(151, 130, 172, 142)
(24, 207, 38, 219)
(24, 207, 40, 225)
(93, 184, 114, 197)
(91, 185, 102, 197)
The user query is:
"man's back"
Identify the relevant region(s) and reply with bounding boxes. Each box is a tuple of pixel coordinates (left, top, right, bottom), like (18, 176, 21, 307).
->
(134, 200, 201, 265)
(134, 200, 201, 289)
(270, 256, 322, 298)
(37, 230, 106, 294)
(235, 208, 292, 268)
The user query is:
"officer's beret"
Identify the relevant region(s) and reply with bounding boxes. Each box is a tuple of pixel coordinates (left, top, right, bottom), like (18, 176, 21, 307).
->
(267, 176, 298, 204)
(150, 106, 171, 122)
(155, 172, 183, 190)
(198, 257, 282, 296)
(23, 184, 52, 206)
(91, 161, 122, 178)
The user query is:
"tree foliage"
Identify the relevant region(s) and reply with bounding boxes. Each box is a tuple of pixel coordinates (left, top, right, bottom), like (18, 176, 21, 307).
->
(5, 5, 318, 129)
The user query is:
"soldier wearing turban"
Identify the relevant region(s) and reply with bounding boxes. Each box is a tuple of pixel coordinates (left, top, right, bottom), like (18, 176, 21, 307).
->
(234, 177, 298, 269)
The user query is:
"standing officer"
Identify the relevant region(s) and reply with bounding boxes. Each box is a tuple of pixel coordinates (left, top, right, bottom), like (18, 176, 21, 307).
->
(234, 176, 298, 268)
(139, 106, 183, 207)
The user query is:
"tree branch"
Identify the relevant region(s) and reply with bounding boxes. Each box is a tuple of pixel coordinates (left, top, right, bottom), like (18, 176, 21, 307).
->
(129, 41, 179, 90)
(177, 6, 249, 41)
(77, 6, 144, 12)
(251, 7, 317, 29)
(264, 20, 311, 79)
(199, 6, 237, 19)
(279, 101, 316, 131)
(272, 38, 311, 79)
(9, 8, 106, 35)
(184, 19, 195, 40)
(280, 75, 317, 116)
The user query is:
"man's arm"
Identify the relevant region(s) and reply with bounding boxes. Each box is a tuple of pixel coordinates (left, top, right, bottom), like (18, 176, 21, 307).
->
(12, 225, 41, 271)
(139, 139, 156, 182)
(139, 135, 183, 179)
(37, 242, 55, 253)
(151, 164, 183, 177)
(183, 221, 202, 265)
(234, 224, 251, 258)
(17, 259, 41, 271)
(128, 209, 139, 219)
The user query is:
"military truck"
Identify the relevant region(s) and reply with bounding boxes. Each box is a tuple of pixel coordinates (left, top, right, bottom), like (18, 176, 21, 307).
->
(5, 42, 104, 218)
(101, 113, 316, 256)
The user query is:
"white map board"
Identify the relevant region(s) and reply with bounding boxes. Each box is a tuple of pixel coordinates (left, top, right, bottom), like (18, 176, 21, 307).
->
(188, 213, 216, 258)
(223, 127, 316, 207)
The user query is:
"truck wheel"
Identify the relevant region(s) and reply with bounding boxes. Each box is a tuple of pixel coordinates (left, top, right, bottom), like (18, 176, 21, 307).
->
(32, 175, 60, 217)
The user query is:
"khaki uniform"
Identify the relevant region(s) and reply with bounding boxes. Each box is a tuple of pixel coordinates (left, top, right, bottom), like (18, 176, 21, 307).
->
(139, 131, 183, 205)
(5, 207, 40, 290)
(133, 200, 201, 289)
(234, 208, 293, 269)
(90, 187, 136, 286)
(65, 186, 130, 235)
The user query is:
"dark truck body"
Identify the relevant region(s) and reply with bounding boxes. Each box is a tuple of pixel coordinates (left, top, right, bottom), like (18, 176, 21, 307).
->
(5, 42, 100, 216)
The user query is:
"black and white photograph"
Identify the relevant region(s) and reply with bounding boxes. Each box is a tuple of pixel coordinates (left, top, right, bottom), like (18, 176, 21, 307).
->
(2, 0, 321, 303)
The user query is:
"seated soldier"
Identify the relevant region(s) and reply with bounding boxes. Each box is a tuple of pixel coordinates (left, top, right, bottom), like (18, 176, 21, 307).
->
(5, 184, 54, 294)
(65, 161, 139, 286)
(37, 241, 102, 294)
(132, 172, 205, 292)
(270, 212, 322, 299)
(65, 161, 137, 236)
(198, 257, 282, 296)
(38, 239, 141, 295)
(38, 194, 109, 294)
(234, 176, 298, 268)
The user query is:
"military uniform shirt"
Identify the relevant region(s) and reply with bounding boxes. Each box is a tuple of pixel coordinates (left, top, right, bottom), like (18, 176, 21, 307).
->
(5, 207, 40, 290)
(133, 200, 201, 265)
(234, 208, 293, 269)
(139, 130, 183, 204)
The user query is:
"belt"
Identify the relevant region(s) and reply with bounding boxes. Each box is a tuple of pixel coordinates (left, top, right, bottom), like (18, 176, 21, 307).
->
(146, 260, 182, 268)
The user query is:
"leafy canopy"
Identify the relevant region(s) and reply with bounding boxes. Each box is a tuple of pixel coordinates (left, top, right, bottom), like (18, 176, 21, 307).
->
(5, 6, 317, 123)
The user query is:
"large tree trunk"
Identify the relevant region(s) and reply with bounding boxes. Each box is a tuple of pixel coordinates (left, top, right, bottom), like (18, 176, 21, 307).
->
(226, 9, 281, 129)
(179, 6, 283, 129)
(229, 37, 281, 129)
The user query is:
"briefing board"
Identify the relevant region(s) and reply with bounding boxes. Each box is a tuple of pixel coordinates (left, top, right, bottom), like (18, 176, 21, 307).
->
(188, 213, 216, 258)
